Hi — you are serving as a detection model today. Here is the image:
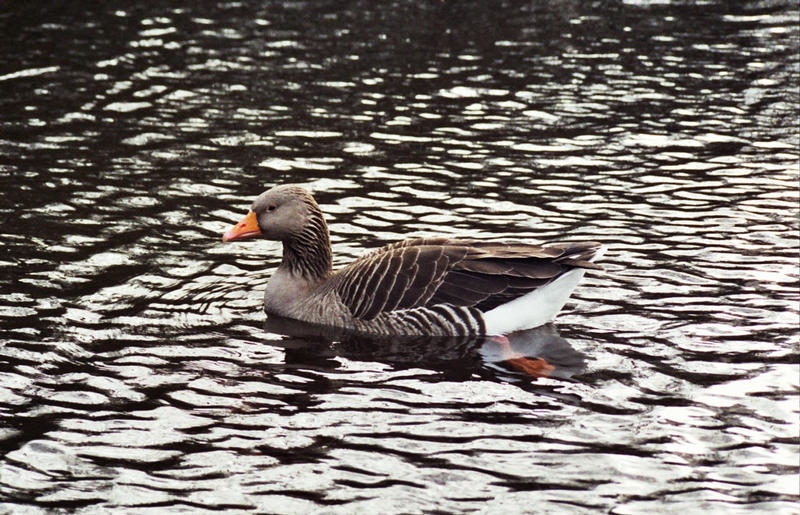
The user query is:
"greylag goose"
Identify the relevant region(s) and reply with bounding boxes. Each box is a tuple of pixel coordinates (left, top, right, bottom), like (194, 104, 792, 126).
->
(222, 185, 604, 336)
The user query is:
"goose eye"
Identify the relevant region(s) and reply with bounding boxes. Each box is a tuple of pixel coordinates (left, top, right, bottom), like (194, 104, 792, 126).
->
(266, 205, 276, 212)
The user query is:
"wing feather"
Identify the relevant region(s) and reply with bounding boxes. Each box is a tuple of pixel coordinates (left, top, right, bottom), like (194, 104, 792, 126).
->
(350, 251, 391, 318)
(330, 238, 603, 320)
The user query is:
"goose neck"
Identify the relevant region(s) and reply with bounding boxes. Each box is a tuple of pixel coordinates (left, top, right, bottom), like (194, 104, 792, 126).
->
(281, 221, 332, 281)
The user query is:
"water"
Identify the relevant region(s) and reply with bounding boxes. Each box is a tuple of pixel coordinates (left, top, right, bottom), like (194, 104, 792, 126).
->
(1, 1, 798, 513)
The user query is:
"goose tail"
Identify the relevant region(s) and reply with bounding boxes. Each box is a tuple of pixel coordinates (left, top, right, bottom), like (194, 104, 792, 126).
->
(482, 244, 605, 335)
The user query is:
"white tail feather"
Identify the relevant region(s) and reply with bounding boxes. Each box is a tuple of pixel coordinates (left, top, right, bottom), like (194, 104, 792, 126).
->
(482, 268, 586, 335)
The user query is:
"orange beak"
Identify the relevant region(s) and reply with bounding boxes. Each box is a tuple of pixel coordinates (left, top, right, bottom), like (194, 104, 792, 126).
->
(222, 211, 262, 242)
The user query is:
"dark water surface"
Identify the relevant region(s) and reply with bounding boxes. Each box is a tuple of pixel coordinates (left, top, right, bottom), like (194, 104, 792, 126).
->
(1, 1, 798, 513)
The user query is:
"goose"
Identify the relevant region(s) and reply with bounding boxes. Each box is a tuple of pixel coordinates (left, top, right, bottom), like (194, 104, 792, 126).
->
(222, 185, 604, 336)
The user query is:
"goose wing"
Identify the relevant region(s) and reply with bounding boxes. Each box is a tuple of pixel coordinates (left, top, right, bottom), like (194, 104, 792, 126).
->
(331, 238, 603, 320)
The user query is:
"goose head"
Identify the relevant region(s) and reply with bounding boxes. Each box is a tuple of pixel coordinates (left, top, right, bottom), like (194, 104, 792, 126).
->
(222, 185, 322, 243)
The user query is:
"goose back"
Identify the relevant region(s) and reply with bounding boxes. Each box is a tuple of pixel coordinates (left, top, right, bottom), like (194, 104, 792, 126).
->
(326, 238, 603, 329)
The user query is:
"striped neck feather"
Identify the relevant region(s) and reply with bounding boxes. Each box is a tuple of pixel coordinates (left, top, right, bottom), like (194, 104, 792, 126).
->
(282, 204, 332, 281)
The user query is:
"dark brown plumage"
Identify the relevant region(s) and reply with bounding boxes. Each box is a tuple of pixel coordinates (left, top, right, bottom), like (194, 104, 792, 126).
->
(330, 238, 602, 318)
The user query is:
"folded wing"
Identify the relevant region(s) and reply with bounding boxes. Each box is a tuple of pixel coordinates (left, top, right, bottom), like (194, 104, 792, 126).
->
(331, 238, 603, 320)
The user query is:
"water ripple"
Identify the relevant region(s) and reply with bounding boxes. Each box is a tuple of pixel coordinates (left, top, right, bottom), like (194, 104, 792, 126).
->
(1, 0, 798, 512)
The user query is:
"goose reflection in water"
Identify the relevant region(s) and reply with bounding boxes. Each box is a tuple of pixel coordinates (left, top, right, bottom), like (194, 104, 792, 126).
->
(264, 315, 586, 381)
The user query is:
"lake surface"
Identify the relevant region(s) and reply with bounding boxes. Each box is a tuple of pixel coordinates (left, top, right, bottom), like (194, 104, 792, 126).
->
(1, 1, 798, 513)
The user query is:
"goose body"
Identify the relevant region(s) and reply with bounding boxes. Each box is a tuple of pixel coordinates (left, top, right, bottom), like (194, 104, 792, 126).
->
(223, 185, 604, 336)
